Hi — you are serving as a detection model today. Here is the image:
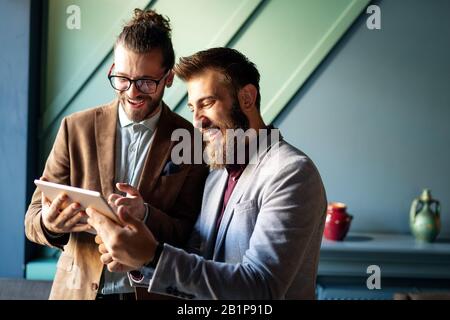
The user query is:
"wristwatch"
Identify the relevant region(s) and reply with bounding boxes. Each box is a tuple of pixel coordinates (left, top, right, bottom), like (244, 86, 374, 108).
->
(147, 241, 164, 268)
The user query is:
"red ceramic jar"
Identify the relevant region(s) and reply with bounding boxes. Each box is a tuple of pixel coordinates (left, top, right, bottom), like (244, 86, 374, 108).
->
(324, 202, 353, 241)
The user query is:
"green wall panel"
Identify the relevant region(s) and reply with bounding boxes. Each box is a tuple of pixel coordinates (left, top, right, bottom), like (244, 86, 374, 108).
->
(229, 0, 371, 123)
(41, 0, 263, 148)
(152, 0, 264, 110)
(41, 56, 115, 163)
(43, 0, 151, 136)
(170, 0, 371, 120)
(41, 0, 370, 165)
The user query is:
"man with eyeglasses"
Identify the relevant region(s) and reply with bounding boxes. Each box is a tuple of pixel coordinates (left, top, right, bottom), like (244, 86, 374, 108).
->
(25, 9, 208, 300)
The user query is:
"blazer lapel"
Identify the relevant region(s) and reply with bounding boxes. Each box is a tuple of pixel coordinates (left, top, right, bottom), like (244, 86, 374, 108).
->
(213, 163, 258, 258)
(202, 170, 228, 259)
(212, 129, 281, 258)
(94, 100, 119, 198)
(137, 103, 174, 197)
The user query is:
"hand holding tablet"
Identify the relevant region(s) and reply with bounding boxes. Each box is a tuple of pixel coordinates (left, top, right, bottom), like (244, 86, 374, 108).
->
(35, 180, 121, 235)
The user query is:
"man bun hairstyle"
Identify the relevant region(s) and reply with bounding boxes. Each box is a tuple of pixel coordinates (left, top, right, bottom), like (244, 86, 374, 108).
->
(115, 9, 175, 70)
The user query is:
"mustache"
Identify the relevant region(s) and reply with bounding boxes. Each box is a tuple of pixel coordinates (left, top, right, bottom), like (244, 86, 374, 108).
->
(200, 126, 220, 132)
(118, 92, 151, 101)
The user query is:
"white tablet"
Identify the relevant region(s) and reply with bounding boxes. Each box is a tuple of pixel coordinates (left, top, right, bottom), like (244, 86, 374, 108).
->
(34, 179, 121, 225)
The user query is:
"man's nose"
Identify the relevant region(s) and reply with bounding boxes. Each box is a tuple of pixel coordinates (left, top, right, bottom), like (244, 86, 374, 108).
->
(127, 81, 140, 98)
(193, 107, 202, 126)
(193, 109, 210, 129)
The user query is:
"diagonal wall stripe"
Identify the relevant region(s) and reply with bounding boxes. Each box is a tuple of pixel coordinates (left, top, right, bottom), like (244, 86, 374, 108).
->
(260, 0, 371, 123)
(167, 0, 266, 114)
(40, 0, 371, 153)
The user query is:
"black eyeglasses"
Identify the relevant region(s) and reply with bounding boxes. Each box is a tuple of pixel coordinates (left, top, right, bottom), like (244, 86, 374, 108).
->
(107, 63, 169, 95)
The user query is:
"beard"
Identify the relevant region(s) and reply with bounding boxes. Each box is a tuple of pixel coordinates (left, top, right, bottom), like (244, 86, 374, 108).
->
(204, 103, 250, 170)
(118, 90, 163, 122)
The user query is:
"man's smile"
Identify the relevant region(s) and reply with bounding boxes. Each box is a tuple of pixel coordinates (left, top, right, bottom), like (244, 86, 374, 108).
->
(127, 98, 146, 109)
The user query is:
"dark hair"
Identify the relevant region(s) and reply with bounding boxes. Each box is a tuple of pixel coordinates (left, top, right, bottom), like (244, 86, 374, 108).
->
(174, 47, 261, 110)
(115, 9, 175, 70)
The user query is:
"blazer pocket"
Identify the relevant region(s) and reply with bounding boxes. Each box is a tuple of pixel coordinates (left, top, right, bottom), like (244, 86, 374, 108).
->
(159, 168, 188, 191)
(162, 161, 187, 176)
(56, 253, 74, 272)
(231, 200, 258, 255)
(151, 169, 189, 211)
(234, 200, 257, 214)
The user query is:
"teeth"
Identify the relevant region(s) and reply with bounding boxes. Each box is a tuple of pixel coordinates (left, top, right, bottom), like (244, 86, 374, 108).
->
(128, 99, 144, 105)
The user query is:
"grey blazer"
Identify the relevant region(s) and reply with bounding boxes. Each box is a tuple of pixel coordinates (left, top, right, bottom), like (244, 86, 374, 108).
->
(146, 133, 327, 299)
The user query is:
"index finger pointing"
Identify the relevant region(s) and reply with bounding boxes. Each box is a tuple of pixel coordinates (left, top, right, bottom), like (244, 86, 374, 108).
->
(85, 208, 105, 228)
(86, 207, 121, 240)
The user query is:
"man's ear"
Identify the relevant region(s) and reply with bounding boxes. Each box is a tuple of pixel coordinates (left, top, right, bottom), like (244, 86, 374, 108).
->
(238, 84, 258, 112)
(165, 69, 175, 88)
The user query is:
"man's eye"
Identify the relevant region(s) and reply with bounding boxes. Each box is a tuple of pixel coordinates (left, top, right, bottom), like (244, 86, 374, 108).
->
(203, 99, 215, 107)
(142, 79, 155, 85)
(116, 77, 129, 84)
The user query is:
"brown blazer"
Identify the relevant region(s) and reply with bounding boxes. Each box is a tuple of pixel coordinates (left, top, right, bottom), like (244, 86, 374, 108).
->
(25, 100, 208, 300)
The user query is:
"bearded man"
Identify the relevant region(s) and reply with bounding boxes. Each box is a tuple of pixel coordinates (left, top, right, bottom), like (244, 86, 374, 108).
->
(87, 47, 327, 300)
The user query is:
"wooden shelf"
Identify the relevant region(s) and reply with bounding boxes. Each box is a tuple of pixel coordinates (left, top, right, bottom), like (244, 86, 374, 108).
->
(321, 232, 450, 254)
(317, 232, 450, 299)
(319, 232, 450, 279)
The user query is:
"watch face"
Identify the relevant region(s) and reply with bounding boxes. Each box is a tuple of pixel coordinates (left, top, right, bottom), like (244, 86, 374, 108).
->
(129, 270, 144, 283)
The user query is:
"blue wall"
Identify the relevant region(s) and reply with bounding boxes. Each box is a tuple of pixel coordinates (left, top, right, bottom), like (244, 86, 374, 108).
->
(1, 0, 449, 278)
(275, 0, 450, 236)
(0, 0, 31, 277)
